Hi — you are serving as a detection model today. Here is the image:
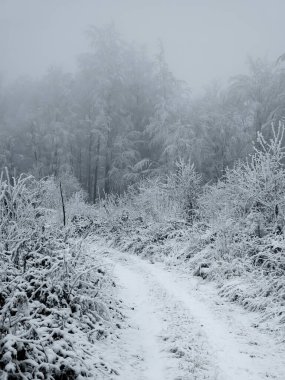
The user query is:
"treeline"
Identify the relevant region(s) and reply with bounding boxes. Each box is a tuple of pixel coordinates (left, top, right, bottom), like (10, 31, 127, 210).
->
(1, 25, 285, 200)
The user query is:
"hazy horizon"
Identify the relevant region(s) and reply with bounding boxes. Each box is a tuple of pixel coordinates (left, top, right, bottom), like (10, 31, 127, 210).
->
(1, 0, 285, 92)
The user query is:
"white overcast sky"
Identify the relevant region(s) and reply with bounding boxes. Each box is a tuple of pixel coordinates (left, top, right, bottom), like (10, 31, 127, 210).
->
(0, 0, 284, 92)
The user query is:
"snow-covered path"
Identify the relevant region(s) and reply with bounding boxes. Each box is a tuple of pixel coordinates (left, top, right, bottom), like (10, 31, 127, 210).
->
(96, 245, 285, 380)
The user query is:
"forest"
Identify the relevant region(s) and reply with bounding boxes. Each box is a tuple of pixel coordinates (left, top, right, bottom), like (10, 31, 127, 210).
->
(2, 25, 285, 199)
(1, 23, 285, 380)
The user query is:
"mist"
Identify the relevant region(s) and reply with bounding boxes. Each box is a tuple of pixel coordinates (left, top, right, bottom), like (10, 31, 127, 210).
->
(1, 0, 285, 91)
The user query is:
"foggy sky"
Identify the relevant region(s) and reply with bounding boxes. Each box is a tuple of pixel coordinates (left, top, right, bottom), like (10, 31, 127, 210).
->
(1, 0, 285, 92)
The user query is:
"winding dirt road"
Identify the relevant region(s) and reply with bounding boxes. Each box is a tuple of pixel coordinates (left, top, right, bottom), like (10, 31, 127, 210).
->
(96, 245, 285, 380)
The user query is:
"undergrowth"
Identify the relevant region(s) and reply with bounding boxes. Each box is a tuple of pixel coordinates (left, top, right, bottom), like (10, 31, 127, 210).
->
(0, 171, 122, 379)
(94, 124, 285, 332)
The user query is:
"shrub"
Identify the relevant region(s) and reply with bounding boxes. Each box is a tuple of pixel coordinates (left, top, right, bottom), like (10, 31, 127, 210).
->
(0, 170, 116, 379)
(199, 124, 285, 231)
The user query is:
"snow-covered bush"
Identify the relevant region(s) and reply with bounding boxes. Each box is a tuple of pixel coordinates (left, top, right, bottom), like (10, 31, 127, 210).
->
(188, 124, 285, 326)
(95, 160, 202, 261)
(165, 160, 202, 222)
(200, 124, 285, 229)
(0, 170, 119, 379)
(99, 161, 202, 228)
(67, 191, 97, 236)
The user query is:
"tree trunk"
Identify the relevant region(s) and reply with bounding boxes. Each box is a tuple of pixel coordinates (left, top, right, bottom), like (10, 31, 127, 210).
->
(78, 148, 82, 183)
(59, 182, 66, 227)
(104, 130, 111, 195)
(93, 135, 101, 203)
(87, 133, 93, 199)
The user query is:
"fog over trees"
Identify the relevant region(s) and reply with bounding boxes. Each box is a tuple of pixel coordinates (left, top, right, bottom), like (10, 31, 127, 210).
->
(1, 24, 285, 199)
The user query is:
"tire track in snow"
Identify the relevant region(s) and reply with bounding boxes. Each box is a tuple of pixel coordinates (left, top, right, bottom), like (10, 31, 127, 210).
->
(98, 245, 285, 380)
(113, 262, 166, 380)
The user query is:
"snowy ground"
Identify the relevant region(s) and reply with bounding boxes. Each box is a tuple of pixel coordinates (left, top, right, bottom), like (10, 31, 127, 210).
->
(93, 243, 285, 380)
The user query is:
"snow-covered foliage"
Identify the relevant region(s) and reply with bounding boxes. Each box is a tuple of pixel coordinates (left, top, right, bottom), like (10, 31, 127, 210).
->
(94, 161, 201, 264)
(96, 126, 285, 331)
(166, 160, 202, 222)
(193, 124, 285, 326)
(0, 170, 120, 379)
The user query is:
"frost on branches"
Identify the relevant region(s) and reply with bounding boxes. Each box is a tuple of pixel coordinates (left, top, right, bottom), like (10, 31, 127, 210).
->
(0, 171, 119, 380)
(96, 124, 285, 331)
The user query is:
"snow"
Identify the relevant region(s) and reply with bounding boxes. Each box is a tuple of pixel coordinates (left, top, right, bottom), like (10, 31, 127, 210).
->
(94, 243, 285, 380)
(113, 263, 166, 380)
